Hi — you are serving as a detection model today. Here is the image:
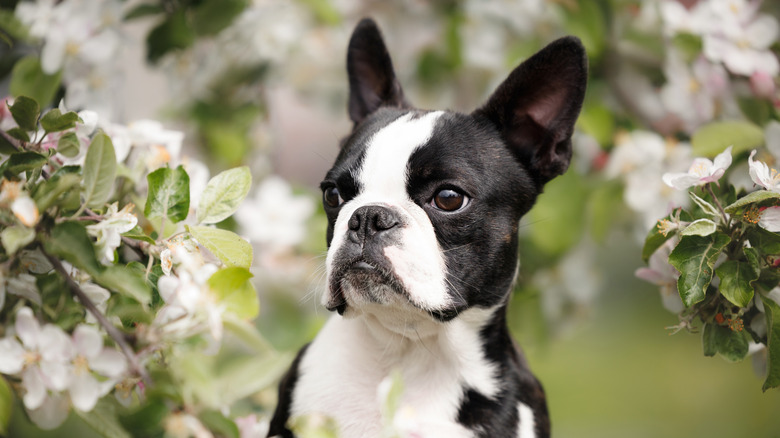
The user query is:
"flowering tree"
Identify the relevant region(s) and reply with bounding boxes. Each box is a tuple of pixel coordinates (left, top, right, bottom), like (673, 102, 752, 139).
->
(0, 0, 779, 436)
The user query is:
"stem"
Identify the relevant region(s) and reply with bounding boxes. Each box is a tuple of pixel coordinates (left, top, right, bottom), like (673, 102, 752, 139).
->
(705, 184, 730, 227)
(0, 129, 24, 152)
(43, 251, 152, 385)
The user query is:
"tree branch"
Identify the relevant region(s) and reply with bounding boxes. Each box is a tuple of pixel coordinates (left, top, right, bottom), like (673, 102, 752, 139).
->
(42, 251, 152, 386)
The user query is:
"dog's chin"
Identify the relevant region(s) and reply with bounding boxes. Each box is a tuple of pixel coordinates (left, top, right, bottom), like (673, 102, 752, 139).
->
(325, 261, 463, 322)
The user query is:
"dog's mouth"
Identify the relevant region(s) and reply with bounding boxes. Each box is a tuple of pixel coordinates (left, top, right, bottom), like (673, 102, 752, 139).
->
(326, 257, 409, 315)
(326, 257, 463, 322)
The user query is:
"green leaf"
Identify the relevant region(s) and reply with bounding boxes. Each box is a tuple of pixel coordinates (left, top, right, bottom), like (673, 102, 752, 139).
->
(672, 33, 703, 61)
(680, 218, 718, 237)
(82, 131, 117, 209)
(702, 322, 718, 357)
(146, 10, 196, 64)
(8, 95, 40, 131)
(187, 225, 252, 269)
(45, 221, 102, 277)
(192, 0, 249, 36)
(761, 295, 780, 391)
(197, 166, 252, 224)
(118, 398, 168, 437)
(34, 172, 81, 211)
(95, 265, 151, 307)
(213, 352, 293, 405)
(0, 131, 16, 154)
(5, 127, 30, 142)
(1, 225, 35, 255)
(380, 369, 404, 422)
(223, 314, 274, 354)
(124, 3, 164, 20)
(40, 108, 80, 133)
(702, 322, 750, 362)
(641, 210, 693, 262)
(57, 131, 81, 157)
(145, 166, 190, 224)
(0, 377, 11, 437)
(668, 233, 731, 307)
(691, 121, 764, 157)
(207, 266, 258, 319)
(75, 399, 132, 438)
(724, 190, 780, 214)
(0, 151, 47, 178)
(0, 9, 29, 41)
(9, 56, 62, 106)
(199, 410, 240, 438)
(715, 260, 758, 307)
(689, 192, 720, 218)
(746, 226, 780, 255)
(121, 226, 156, 245)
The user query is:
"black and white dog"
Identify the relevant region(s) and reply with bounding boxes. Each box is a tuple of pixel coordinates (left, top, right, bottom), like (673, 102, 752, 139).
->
(269, 18, 586, 438)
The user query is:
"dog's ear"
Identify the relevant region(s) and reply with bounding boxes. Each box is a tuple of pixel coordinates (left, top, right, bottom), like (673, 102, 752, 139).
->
(347, 18, 408, 126)
(474, 37, 587, 186)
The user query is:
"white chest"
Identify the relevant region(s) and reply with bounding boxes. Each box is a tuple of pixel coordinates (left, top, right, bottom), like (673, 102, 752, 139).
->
(290, 312, 499, 438)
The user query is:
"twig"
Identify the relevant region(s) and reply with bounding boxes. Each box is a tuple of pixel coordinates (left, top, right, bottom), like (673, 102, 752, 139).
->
(0, 129, 24, 152)
(42, 251, 152, 386)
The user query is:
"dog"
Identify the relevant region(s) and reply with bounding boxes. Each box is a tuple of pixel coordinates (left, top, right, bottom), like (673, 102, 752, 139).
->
(268, 18, 587, 438)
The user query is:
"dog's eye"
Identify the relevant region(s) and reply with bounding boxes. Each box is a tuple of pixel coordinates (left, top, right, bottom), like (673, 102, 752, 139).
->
(323, 186, 344, 208)
(431, 189, 469, 212)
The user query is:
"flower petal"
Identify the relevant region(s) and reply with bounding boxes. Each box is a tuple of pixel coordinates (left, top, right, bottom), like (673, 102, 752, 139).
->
(69, 372, 101, 412)
(759, 207, 780, 232)
(15, 307, 40, 349)
(26, 392, 70, 430)
(89, 349, 127, 378)
(40, 359, 71, 391)
(73, 325, 103, 359)
(22, 367, 47, 410)
(0, 338, 25, 374)
(39, 324, 74, 362)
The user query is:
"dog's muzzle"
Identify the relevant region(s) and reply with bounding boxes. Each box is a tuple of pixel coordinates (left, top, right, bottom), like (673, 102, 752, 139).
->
(326, 204, 409, 313)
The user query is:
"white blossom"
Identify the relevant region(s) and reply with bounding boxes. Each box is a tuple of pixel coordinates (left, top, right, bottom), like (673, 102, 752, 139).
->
(0, 180, 40, 227)
(636, 239, 684, 313)
(748, 149, 780, 192)
(702, 0, 780, 77)
(660, 53, 729, 133)
(0, 307, 73, 426)
(86, 202, 138, 264)
(662, 146, 733, 190)
(235, 176, 314, 253)
(68, 324, 127, 412)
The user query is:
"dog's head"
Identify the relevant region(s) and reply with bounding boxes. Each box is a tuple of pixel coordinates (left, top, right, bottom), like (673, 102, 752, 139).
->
(321, 18, 587, 325)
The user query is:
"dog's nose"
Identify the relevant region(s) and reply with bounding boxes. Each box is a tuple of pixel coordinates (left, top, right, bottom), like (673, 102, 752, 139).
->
(348, 205, 400, 242)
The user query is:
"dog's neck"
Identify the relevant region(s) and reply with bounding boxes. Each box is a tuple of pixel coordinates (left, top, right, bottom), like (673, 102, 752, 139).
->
(339, 302, 505, 396)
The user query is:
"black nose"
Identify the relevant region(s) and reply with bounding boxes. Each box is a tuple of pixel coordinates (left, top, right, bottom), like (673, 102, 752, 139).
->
(348, 205, 400, 243)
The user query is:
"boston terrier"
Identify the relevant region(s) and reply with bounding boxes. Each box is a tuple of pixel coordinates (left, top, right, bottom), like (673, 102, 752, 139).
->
(268, 18, 587, 438)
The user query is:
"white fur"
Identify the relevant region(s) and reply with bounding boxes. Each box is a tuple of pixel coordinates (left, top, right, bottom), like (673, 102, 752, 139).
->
(291, 307, 500, 438)
(324, 111, 451, 313)
(517, 403, 536, 438)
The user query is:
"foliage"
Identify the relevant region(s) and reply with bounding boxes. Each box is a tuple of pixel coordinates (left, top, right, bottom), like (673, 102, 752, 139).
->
(0, 95, 285, 435)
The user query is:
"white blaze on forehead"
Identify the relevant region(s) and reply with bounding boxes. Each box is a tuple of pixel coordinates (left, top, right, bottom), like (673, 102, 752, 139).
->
(356, 111, 443, 198)
(325, 111, 453, 312)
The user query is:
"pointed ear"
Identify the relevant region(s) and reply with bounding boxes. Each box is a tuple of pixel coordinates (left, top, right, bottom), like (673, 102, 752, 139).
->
(473, 36, 587, 186)
(347, 18, 409, 126)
